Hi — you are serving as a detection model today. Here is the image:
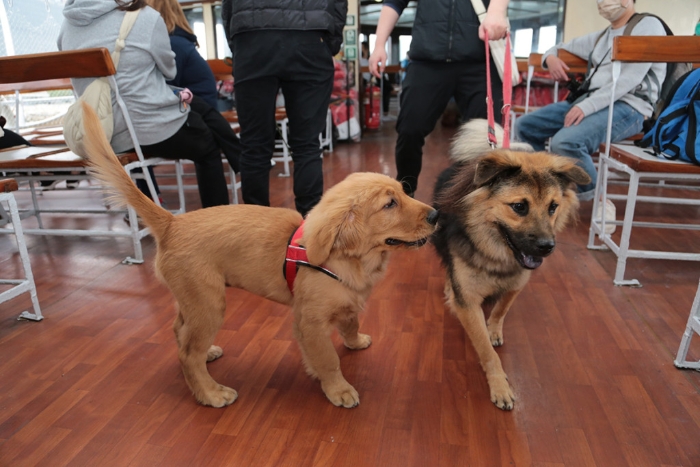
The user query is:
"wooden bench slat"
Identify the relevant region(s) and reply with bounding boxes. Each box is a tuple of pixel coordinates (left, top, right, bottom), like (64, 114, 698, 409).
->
(613, 36, 700, 63)
(609, 144, 700, 174)
(0, 48, 115, 84)
(0, 78, 73, 95)
(0, 145, 138, 170)
(0, 179, 19, 193)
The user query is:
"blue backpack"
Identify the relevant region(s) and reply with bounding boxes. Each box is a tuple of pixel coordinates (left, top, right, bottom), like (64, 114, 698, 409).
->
(638, 68, 700, 164)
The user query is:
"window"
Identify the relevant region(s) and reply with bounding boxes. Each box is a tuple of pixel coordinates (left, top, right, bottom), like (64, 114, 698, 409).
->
(0, 0, 64, 56)
(538, 25, 558, 53)
(398, 35, 411, 62)
(513, 28, 533, 58)
(183, 6, 207, 60)
(213, 5, 232, 59)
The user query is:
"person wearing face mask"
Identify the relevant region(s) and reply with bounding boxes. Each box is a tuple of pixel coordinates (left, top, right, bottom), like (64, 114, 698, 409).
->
(514, 0, 666, 210)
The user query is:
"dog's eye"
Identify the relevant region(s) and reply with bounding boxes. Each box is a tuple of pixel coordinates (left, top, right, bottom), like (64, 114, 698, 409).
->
(549, 202, 559, 215)
(384, 199, 397, 209)
(510, 201, 528, 216)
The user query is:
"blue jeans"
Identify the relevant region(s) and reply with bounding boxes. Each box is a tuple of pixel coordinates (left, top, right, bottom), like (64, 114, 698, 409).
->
(514, 100, 644, 200)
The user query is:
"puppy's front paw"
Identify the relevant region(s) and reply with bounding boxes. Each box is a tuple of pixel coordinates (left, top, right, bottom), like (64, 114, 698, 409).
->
(199, 385, 238, 408)
(322, 380, 360, 408)
(488, 375, 515, 411)
(207, 345, 224, 362)
(344, 333, 372, 350)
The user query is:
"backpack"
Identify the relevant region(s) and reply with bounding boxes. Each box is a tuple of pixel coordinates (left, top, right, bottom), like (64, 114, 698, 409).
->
(637, 68, 700, 164)
(63, 10, 139, 158)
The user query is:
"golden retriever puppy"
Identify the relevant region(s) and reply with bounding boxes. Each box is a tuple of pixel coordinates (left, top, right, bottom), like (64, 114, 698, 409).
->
(80, 102, 439, 408)
(432, 119, 590, 410)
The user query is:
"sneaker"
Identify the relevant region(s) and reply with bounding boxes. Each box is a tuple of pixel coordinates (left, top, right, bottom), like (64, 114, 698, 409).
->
(595, 199, 616, 235)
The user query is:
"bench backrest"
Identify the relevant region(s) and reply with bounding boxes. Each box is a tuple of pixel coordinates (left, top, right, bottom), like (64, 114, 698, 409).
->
(0, 48, 115, 85)
(207, 59, 232, 81)
(612, 35, 700, 64)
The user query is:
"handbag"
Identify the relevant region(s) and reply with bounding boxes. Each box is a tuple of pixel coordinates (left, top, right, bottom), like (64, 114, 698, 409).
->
(63, 9, 140, 157)
(469, 0, 521, 86)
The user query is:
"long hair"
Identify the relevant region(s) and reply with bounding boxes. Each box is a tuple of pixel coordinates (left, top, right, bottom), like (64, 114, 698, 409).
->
(144, 0, 197, 44)
(115, 0, 146, 11)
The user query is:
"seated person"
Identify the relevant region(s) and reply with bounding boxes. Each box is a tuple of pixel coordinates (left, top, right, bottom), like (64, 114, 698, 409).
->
(58, 0, 230, 208)
(514, 0, 666, 202)
(146, 0, 240, 173)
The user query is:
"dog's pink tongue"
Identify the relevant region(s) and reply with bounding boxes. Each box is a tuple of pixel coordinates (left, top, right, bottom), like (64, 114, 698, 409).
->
(521, 254, 543, 269)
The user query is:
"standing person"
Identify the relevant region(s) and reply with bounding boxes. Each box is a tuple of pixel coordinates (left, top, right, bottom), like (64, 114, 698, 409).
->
(369, 0, 511, 197)
(221, 0, 347, 216)
(145, 0, 240, 174)
(515, 0, 666, 204)
(58, 0, 230, 208)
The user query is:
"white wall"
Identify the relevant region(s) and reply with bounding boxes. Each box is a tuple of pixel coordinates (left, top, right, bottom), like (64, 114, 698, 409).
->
(563, 0, 700, 41)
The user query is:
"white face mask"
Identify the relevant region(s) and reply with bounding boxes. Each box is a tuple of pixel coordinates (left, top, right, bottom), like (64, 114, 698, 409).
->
(597, 0, 630, 22)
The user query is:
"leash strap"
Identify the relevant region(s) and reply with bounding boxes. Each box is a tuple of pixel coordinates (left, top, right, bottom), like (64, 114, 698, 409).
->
(484, 30, 513, 149)
(284, 221, 340, 294)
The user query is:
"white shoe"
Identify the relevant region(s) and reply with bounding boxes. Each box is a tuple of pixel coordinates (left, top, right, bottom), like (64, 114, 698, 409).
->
(595, 199, 616, 235)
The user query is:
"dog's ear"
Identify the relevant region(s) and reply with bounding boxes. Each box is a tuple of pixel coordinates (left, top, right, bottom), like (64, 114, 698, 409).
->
(304, 203, 365, 265)
(473, 150, 521, 187)
(551, 157, 591, 187)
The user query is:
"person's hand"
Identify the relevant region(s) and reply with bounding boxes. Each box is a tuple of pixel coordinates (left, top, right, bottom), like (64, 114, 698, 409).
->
(479, 10, 509, 41)
(369, 47, 387, 79)
(564, 106, 585, 127)
(545, 55, 570, 82)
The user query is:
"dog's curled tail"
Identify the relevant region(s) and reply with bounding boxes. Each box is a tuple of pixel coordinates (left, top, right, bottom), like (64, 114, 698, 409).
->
(450, 118, 533, 164)
(81, 101, 173, 240)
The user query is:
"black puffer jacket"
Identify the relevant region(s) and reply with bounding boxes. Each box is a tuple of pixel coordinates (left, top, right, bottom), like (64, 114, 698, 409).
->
(385, 0, 489, 62)
(221, 0, 348, 55)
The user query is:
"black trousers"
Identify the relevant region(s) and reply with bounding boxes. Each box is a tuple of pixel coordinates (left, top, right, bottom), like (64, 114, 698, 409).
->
(140, 109, 229, 208)
(395, 59, 503, 194)
(232, 30, 335, 216)
(189, 95, 241, 173)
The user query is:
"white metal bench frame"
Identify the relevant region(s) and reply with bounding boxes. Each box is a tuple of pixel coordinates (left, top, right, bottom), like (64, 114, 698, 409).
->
(586, 36, 700, 286)
(0, 187, 42, 321)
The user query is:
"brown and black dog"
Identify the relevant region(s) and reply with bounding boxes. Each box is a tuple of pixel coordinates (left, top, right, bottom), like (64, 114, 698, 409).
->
(80, 102, 439, 408)
(432, 120, 590, 410)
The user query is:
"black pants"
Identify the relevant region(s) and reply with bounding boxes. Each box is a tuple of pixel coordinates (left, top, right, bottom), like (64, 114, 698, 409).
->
(232, 30, 335, 216)
(189, 95, 241, 173)
(395, 59, 503, 194)
(140, 109, 229, 208)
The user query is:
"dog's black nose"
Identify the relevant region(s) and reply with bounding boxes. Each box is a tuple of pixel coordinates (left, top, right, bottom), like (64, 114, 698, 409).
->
(427, 209, 440, 225)
(536, 238, 555, 255)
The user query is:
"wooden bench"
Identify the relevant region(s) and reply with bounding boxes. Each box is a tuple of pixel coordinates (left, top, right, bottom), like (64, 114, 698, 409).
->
(522, 50, 588, 114)
(587, 35, 700, 286)
(0, 178, 42, 321)
(0, 48, 185, 264)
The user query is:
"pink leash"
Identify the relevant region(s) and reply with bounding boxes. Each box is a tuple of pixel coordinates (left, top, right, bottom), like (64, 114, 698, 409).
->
(484, 30, 513, 149)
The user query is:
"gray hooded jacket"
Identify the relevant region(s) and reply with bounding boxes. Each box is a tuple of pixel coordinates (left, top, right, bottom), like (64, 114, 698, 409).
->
(58, 0, 187, 153)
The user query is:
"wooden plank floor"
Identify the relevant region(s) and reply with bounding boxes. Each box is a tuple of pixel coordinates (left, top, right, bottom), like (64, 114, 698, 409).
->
(1, 121, 700, 466)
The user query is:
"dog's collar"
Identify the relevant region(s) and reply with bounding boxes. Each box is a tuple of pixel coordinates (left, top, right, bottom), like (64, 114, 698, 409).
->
(284, 221, 340, 294)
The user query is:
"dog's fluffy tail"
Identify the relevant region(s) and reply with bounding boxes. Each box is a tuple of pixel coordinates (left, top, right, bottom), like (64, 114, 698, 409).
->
(450, 118, 534, 164)
(81, 101, 173, 240)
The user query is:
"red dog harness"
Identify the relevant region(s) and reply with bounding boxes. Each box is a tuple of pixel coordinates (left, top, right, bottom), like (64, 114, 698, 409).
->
(284, 221, 340, 294)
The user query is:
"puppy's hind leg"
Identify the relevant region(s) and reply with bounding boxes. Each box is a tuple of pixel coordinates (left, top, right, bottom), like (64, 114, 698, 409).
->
(337, 313, 371, 350)
(486, 289, 522, 347)
(173, 288, 237, 408)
